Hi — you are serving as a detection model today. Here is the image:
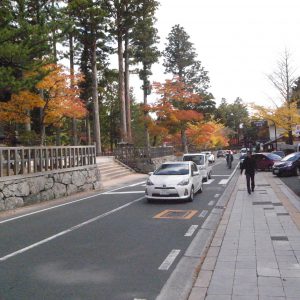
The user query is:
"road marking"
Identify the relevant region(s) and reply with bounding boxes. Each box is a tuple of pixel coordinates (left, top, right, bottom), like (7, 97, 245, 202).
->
(0, 196, 144, 262)
(199, 210, 208, 218)
(211, 175, 230, 177)
(208, 200, 215, 206)
(128, 181, 146, 187)
(219, 179, 229, 185)
(0, 181, 146, 225)
(154, 210, 198, 220)
(103, 191, 144, 195)
(203, 179, 215, 185)
(214, 193, 220, 198)
(158, 249, 181, 270)
(184, 225, 199, 237)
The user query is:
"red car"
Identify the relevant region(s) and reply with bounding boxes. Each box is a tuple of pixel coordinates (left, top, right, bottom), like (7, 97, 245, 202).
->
(252, 152, 282, 171)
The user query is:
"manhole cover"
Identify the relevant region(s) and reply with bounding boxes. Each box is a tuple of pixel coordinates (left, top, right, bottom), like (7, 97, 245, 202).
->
(271, 236, 289, 241)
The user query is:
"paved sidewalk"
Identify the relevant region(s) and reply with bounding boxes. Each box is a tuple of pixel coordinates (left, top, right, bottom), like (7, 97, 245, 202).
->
(189, 171, 300, 300)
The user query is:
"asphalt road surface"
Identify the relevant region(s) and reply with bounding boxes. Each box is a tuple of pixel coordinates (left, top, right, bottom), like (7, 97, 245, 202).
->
(278, 174, 300, 197)
(0, 157, 239, 300)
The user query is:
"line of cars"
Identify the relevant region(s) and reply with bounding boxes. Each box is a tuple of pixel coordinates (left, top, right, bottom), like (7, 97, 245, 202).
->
(145, 152, 214, 202)
(239, 150, 300, 176)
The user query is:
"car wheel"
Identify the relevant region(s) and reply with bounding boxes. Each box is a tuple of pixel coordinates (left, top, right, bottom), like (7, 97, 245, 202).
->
(188, 186, 194, 202)
(208, 171, 212, 179)
(198, 184, 203, 193)
(296, 167, 300, 176)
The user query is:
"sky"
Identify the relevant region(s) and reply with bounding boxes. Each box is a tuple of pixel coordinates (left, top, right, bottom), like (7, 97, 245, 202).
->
(129, 0, 300, 107)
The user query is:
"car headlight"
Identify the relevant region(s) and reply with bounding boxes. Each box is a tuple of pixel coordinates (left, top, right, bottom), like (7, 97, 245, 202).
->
(178, 178, 190, 186)
(146, 178, 154, 186)
(285, 162, 293, 167)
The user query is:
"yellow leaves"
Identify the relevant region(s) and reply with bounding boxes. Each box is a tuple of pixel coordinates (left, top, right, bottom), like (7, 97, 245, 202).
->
(252, 101, 300, 136)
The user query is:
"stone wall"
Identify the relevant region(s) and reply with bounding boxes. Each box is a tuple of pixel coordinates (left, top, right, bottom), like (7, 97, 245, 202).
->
(0, 166, 101, 212)
(134, 155, 178, 173)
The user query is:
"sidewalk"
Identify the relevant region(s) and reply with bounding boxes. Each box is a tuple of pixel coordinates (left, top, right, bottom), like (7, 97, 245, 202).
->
(189, 171, 300, 300)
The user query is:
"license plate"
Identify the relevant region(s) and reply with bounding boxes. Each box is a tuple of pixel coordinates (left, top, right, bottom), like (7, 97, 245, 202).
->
(160, 190, 169, 195)
(273, 169, 279, 174)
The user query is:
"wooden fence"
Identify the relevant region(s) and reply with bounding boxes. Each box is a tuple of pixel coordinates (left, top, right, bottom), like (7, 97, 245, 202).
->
(0, 146, 96, 178)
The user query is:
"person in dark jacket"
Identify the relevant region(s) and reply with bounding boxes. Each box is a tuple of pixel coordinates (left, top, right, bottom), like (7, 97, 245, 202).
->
(240, 151, 257, 194)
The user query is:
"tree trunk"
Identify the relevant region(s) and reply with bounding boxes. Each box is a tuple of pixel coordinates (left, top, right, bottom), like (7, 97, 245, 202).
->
(86, 117, 91, 145)
(69, 32, 78, 145)
(124, 30, 132, 143)
(143, 77, 150, 148)
(91, 41, 102, 155)
(117, 31, 127, 142)
(181, 128, 188, 153)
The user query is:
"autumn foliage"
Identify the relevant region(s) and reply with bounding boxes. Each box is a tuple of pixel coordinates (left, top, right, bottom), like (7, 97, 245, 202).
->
(0, 64, 87, 141)
(147, 78, 229, 151)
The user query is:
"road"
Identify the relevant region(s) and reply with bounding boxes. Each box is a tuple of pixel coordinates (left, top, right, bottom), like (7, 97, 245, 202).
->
(0, 157, 238, 300)
(278, 174, 300, 197)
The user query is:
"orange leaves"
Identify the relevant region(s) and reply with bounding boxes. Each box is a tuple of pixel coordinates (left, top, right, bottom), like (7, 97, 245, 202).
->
(0, 64, 87, 126)
(37, 64, 87, 126)
(0, 91, 44, 123)
(151, 77, 203, 129)
(187, 121, 229, 149)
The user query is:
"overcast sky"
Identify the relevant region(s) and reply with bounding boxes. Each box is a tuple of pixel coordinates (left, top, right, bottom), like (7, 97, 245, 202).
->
(130, 0, 300, 107)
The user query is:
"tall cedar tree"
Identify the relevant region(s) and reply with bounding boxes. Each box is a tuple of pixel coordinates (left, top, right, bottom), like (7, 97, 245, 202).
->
(68, 0, 110, 155)
(0, 0, 52, 102)
(131, 0, 160, 147)
(163, 24, 210, 94)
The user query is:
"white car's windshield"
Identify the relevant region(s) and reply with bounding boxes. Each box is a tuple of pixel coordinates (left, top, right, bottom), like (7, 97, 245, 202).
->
(183, 155, 204, 165)
(154, 164, 190, 175)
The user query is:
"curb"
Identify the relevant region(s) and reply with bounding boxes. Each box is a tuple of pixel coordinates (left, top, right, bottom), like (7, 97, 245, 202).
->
(156, 166, 240, 300)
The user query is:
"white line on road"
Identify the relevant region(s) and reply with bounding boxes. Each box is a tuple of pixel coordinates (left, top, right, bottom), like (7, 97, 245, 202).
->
(199, 210, 208, 218)
(214, 194, 220, 198)
(219, 179, 229, 185)
(203, 179, 215, 185)
(0, 196, 145, 263)
(208, 200, 215, 206)
(128, 181, 146, 187)
(0, 182, 146, 225)
(158, 249, 181, 271)
(103, 191, 145, 195)
(211, 175, 230, 177)
(184, 225, 199, 237)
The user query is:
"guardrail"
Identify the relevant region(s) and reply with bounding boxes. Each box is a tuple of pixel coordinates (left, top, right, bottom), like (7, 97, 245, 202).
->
(0, 146, 96, 177)
(114, 146, 174, 167)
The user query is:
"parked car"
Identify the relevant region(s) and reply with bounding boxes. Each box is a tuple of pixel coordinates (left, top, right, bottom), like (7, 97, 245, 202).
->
(182, 153, 212, 182)
(272, 152, 300, 176)
(201, 151, 215, 163)
(252, 152, 282, 171)
(217, 150, 225, 158)
(272, 150, 285, 158)
(145, 161, 203, 202)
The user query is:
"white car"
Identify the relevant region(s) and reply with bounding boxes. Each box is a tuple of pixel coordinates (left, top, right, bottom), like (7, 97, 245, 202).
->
(182, 153, 212, 182)
(201, 151, 215, 163)
(145, 161, 203, 202)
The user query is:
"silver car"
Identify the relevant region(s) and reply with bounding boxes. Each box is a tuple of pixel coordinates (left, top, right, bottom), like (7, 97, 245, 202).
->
(145, 161, 203, 202)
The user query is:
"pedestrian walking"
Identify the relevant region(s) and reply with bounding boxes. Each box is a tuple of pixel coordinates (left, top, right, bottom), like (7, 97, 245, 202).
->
(226, 150, 233, 169)
(240, 151, 257, 194)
